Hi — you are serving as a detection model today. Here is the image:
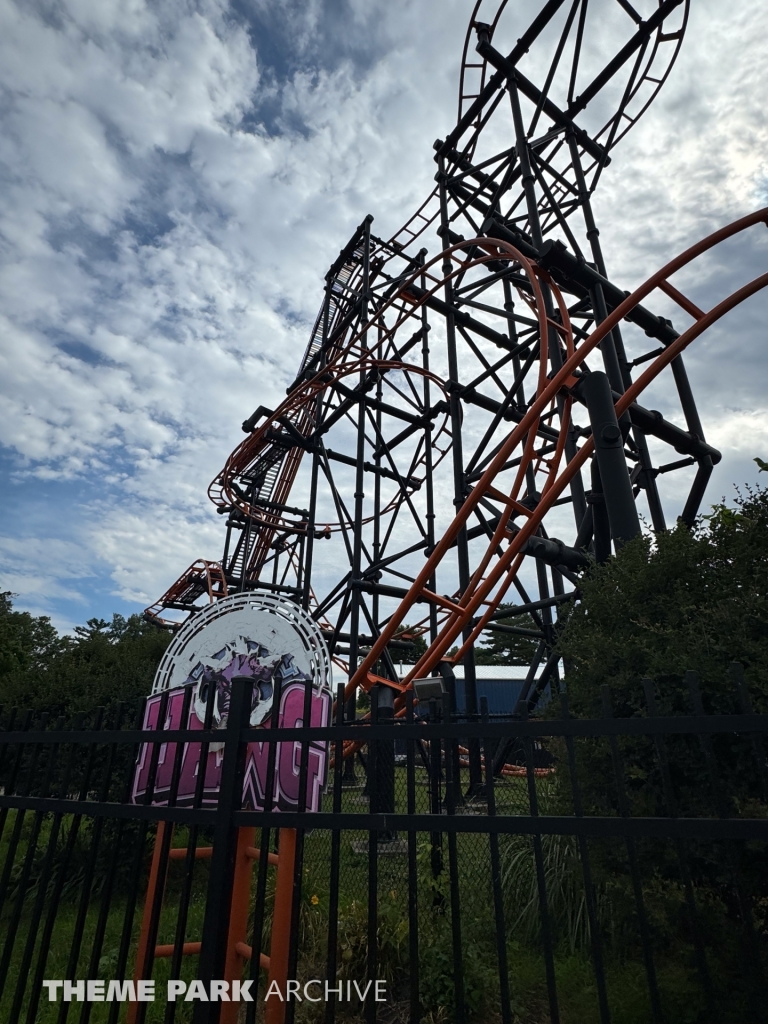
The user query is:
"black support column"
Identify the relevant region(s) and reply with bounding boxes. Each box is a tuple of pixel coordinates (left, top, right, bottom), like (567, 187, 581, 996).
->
(581, 372, 641, 552)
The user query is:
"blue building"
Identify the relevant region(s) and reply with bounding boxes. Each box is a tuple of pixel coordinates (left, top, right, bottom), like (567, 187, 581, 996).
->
(446, 665, 550, 716)
(338, 663, 553, 716)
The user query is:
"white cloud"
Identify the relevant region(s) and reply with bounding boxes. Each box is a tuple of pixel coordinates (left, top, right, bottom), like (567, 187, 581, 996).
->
(707, 410, 768, 457)
(0, 0, 767, 626)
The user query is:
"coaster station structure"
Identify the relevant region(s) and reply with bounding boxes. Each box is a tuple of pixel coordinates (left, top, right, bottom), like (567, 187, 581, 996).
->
(145, 0, 768, 790)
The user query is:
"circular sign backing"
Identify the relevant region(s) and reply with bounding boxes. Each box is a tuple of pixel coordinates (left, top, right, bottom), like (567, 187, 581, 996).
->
(151, 591, 333, 729)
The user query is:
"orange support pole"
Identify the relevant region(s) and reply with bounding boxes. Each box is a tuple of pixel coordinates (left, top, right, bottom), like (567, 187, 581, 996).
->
(234, 941, 271, 970)
(127, 821, 169, 1024)
(155, 941, 202, 958)
(265, 828, 297, 1024)
(219, 825, 257, 1024)
(128, 822, 293, 1023)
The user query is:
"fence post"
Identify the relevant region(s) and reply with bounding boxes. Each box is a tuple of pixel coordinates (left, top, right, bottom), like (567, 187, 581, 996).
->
(371, 683, 396, 840)
(193, 677, 253, 1024)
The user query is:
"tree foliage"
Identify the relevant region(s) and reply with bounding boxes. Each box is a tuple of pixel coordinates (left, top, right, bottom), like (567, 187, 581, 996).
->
(0, 595, 170, 719)
(0, 592, 68, 677)
(389, 625, 427, 666)
(474, 605, 539, 665)
(551, 488, 768, 967)
(557, 485, 768, 717)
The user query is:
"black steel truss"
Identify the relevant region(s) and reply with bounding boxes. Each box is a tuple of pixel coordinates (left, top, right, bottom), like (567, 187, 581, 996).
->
(147, 1, 715, 795)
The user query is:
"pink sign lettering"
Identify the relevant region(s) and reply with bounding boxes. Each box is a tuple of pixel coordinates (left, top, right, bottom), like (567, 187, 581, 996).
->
(131, 682, 331, 812)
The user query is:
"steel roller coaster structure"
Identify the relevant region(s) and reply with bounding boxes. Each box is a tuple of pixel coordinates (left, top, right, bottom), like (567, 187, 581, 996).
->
(145, 0, 768, 792)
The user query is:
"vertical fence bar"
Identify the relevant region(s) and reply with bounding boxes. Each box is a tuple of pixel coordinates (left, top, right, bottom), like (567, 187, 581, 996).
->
(130, 822, 170, 1024)
(221, 822, 258, 1022)
(520, 702, 560, 1024)
(406, 689, 420, 1024)
(730, 663, 768, 801)
(372, 684, 396, 835)
(111, 689, 169, 1024)
(284, 677, 315, 1024)
(366, 688, 379, 1024)
(11, 707, 104, 1024)
(89, 699, 147, 1024)
(641, 677, 712, 1006)
(442, 691, 465, 1024)
(559, 693, 611, 1024)
(247, 672, 284, 1022)
(0, 708, 24, 847)
(481, 697, 511, 1024)
(76, 702, 132, 1024)
(0, 713, 65, 1003)
(0, 712, 49, 925)
(193, 677, 253, 1024)
(324, 684, 346, 1024)
(46, 713, 97, 1024)
(600, 686, 664, 1024)
(428, 699, 442, 880)
(133, 684, 194, 1024)
(685, 670, 763, 1008)
(164, 678, 218, 1024)
(0, 707, 18, 779)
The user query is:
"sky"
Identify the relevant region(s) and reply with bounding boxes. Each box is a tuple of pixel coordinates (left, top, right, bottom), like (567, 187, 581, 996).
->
(0, 0, 767, 633)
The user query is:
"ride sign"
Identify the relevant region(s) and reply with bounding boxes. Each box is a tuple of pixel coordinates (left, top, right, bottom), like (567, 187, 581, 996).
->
(132, 592, 333, 812)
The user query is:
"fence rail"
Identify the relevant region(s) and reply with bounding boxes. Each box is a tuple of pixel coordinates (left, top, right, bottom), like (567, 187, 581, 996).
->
(0, 666, 766, 1024)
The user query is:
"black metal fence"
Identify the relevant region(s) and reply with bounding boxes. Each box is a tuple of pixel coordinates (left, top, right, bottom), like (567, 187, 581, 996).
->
(0, 666, 767, 1024)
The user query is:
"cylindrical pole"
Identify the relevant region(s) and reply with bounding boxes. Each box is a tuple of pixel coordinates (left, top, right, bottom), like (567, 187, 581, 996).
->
(265, 828, 297, 1024)
(371, 684, 396, 841)
(220, 826, 257, 1024)
(581, 371, 641, 549)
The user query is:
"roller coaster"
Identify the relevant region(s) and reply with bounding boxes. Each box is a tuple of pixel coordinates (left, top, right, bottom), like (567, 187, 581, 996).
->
(145, 0, 768, 793)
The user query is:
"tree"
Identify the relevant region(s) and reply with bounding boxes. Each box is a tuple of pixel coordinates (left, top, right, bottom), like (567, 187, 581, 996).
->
(0, 592, 69, 679)
(551, 487, 768, 959)
(0, 596, 170, 719)
(553, 484, 768, 876)
(474, 605, 540, 665)
(557, 485, 768, 718)
(389, 625, 427, 666)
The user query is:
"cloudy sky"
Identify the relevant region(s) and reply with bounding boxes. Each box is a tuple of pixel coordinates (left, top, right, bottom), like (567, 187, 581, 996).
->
(0, 0, 767, 632)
